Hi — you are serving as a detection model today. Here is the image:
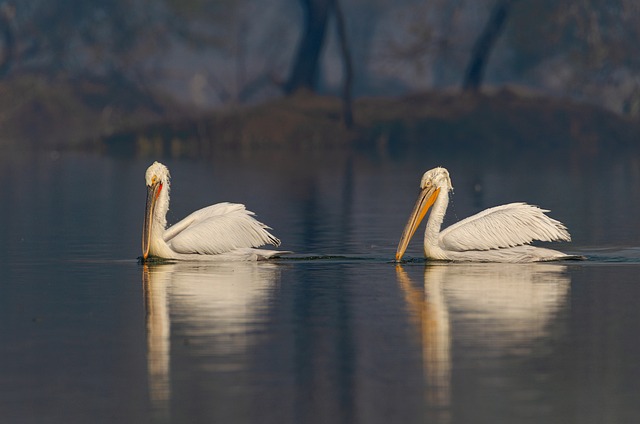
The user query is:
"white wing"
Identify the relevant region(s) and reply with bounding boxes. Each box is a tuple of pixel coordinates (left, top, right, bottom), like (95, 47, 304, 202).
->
(439, 202, 570, 252)
(163, 202, 280, 255)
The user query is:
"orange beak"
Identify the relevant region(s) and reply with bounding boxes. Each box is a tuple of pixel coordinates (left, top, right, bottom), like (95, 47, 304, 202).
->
(142, 182, 162, 260)
(395, 186, 440, 261)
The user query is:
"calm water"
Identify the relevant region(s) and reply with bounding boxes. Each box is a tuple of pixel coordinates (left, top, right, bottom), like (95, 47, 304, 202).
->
(1, 148, 640, 424)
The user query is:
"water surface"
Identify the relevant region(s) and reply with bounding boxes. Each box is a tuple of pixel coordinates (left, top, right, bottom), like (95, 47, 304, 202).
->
(1, 149, 640, 423)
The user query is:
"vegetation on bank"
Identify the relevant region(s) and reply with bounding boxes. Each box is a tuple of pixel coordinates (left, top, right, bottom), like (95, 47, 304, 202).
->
(1, 75, 638, 157)
(102, 87, 640, 157)
(2, 1, 640, 156)
(0, 74, 179, 148)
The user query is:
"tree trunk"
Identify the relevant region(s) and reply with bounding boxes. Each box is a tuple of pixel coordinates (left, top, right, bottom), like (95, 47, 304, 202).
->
(284, 0, 333, 94)
(462, 0, 516, 92)
(333, 0, 353, 128)
(0, 3, 16, 78)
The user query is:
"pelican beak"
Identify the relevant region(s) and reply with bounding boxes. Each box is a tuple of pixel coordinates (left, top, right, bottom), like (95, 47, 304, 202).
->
(395, 186, 440, 262)
(142, 181, 162, 260)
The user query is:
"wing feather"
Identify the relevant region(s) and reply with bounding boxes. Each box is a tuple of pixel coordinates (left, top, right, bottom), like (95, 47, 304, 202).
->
(164, 202, 280, 255)
(439, 202, 570, 252)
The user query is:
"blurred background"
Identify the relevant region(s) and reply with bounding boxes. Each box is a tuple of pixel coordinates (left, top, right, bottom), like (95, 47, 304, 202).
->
(3, 4, 640, 423)
(1, 0, 639, 151)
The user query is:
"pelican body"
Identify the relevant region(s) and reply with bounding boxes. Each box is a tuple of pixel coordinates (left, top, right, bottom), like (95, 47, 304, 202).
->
(142, 162, 282, 261)
(396, 167, 574, 263)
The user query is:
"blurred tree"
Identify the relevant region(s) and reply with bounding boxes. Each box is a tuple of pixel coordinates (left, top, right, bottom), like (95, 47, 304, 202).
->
(376, 0, 469, 89)
(505, 0, 640, 113)
(462, 0, 518, 92)
(7, 0, 640, 117)
(0, 3, 15, 78)
(6, 0, 175, 113)
(508, 0, 640, 72)
(333, 0, 353, 127)
(163, 0, 297, 106)
(6, 0, 263, 113)
(285, 0, 332, 94)
(15, 1, 160, 73)
(338, 1, 382, 96)
(285, 0, 354, 127)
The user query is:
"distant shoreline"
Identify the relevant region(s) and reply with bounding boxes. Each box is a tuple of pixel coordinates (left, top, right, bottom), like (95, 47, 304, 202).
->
(103, 89, 640, 157)
(1, 75, 638, 155)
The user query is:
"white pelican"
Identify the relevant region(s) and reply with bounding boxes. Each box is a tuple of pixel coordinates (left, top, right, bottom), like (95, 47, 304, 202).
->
(142, 161, 283, 261)
(395, 167, 575, 262)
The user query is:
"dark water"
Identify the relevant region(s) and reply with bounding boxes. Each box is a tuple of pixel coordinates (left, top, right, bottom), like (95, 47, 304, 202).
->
(1, 148, 640, 423)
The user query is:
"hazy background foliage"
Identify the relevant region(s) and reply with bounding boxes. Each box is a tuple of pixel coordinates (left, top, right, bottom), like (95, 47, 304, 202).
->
(1, 0, 639, 146)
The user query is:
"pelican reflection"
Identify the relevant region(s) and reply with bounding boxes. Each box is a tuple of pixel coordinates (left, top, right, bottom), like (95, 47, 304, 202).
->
(396, 263, 570, 422)
(142, 261, 281, 417)
(396, 265, 451, 421)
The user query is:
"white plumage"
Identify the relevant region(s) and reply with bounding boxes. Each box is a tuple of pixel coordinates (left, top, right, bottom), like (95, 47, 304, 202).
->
(395, 167, 575, 262)
(142, 162, 283, 261)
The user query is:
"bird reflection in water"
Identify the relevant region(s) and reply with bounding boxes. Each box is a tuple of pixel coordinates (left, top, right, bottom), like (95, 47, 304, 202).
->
(396, 265, 452, 423)
(142, 262, 281, 420)
(142, 265, 171, 419)
(395, 263, 570, 423)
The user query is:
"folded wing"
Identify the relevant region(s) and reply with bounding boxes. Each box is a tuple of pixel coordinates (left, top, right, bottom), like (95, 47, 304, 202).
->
(439, 202, 570, 252)
(164, 202, 280, 255)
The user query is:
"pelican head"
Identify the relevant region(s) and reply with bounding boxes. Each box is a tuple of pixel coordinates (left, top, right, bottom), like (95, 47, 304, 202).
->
(143, 162, 171, 260)
(420, 167, 452, 192)
(395, 167, 453, 261)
